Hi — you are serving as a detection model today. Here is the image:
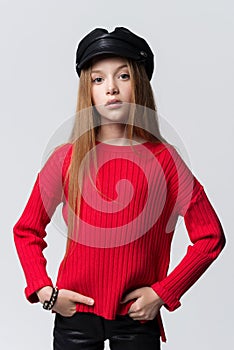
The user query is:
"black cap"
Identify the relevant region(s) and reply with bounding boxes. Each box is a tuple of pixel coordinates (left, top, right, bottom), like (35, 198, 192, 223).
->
(75, 27, 154, 81)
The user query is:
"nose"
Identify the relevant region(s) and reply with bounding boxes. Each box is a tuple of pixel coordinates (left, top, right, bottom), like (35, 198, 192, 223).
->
(106, 78, 119, 95)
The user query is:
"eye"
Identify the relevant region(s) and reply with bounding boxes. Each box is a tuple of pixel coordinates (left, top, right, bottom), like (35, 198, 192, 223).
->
(92, 77, 103, 84)
(119, 73, 130, 80)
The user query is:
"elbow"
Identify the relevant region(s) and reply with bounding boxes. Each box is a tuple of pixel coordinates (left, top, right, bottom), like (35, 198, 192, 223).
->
(220, 228, 226, 252)
(13, 221, 20, 239)
(200, 227, 226, 261)
(212, 227, 226, 259)
(218, 221, 226, 251)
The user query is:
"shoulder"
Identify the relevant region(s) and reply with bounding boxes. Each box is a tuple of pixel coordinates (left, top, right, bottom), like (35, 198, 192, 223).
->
(49, 143, 72, 161)
(148, 142, 201, 185)
(147, 141, 181, 163)
(40, 143, 72, 175)
(44, 142, 72, 163)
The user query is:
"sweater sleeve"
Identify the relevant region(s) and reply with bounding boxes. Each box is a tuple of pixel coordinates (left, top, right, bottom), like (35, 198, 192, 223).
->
(150, 147, 226, 311)
(13, 144, 70, 303)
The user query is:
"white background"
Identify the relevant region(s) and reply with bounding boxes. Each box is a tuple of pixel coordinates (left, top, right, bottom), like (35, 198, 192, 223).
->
(1, 0, 233, 349)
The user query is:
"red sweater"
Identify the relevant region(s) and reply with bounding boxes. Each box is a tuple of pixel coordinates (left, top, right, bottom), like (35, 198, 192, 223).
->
(13, 140, 225, 342)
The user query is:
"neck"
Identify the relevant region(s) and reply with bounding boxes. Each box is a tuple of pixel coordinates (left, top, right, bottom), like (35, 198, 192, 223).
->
(97, 123, 127, 144)
(97, 125, 146, 145)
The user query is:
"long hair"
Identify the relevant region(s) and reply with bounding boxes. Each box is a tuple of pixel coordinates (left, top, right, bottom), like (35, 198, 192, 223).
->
(64, 57, 170, 255)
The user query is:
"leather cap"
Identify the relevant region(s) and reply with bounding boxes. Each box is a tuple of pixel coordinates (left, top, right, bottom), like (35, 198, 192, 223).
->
(75, 27, 154, 80)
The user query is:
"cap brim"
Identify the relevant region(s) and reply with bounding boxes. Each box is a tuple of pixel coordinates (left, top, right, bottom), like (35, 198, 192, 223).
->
(77, 42, 144, 70)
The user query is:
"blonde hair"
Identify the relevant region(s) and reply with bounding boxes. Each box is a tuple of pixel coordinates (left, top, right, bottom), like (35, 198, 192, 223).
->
(64, 57, 169, 255)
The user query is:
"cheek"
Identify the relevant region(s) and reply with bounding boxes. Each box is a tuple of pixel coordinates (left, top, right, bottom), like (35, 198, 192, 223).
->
(91, 88, 97, 104)
(124, 84, 133, 102)
(91, 87, 102, 105)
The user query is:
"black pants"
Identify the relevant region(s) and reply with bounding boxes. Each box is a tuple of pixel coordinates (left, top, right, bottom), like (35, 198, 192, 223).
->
(53, 312, 161, 350)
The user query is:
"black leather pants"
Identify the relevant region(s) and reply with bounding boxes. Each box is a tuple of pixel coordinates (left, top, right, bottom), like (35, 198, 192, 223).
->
(53, 312, 161, 350)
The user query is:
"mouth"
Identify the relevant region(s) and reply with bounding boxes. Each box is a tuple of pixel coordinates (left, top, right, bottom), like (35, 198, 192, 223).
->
(105, 99, 122, 107)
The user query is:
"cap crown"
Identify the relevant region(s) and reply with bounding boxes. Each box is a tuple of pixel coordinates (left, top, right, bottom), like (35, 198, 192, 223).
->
(75, 27, 154, 80)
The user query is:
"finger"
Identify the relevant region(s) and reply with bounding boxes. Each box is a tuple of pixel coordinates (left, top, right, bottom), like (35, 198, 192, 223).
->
(60, 310, 76, 317)
(70, 291, 94, 306)
(128, 313, 143, 321)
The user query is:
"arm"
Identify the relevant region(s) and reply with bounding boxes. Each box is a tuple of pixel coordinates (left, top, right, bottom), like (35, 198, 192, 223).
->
(150, 147, 226, 311)
(13, 144, 71, 303)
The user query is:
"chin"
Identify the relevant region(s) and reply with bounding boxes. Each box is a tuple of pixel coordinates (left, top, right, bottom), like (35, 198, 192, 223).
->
(100, 114, 129, 125)
(95, 104, 131, 124)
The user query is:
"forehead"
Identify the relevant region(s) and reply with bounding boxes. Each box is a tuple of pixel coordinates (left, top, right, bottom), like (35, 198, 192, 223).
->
(91, 55, 128, 69)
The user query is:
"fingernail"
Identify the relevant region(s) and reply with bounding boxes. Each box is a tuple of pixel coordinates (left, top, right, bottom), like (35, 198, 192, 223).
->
(89, 299, 94, 305)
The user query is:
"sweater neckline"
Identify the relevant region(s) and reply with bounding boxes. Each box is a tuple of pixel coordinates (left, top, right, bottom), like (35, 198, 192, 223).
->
(95, 140, 151, 153)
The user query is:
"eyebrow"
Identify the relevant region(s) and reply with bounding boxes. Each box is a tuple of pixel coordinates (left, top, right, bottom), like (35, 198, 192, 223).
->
(91, 64, 129, 74)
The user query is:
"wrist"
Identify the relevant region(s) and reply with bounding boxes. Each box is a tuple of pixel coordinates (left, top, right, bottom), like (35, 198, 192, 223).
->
(42, 286, 59, 310)
(150, 287, 165, 305)
(36, 286, 53, 304)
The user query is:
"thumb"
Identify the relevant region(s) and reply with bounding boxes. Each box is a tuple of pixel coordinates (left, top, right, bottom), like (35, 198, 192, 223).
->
(71, 291, 94, 306)
(120, 290, 139, 303)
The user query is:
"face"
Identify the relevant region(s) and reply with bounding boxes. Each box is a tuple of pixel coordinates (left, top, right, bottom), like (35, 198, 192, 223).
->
(90, 56, 132, 124)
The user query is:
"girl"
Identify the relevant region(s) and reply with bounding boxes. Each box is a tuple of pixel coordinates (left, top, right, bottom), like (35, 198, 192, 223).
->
(13, 27, 226, 350)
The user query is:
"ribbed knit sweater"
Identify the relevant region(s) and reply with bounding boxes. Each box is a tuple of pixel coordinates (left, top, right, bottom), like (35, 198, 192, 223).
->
(13, 140, 225, 342)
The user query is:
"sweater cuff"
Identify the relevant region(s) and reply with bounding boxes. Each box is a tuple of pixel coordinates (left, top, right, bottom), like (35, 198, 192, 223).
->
(150, 282, 181, 312)
(25, 278, 53, 303)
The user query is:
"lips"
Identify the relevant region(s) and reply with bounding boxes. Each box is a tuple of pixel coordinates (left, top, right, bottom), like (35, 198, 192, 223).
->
(105, 99, 122, 106)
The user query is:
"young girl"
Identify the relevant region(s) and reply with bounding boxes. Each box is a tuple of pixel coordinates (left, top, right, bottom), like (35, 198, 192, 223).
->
(13, 27, 226, 350)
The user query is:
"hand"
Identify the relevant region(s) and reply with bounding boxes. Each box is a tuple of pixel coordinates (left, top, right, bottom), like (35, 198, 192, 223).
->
(36, 287, 95, 317)
(120, 286, 164, 321)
